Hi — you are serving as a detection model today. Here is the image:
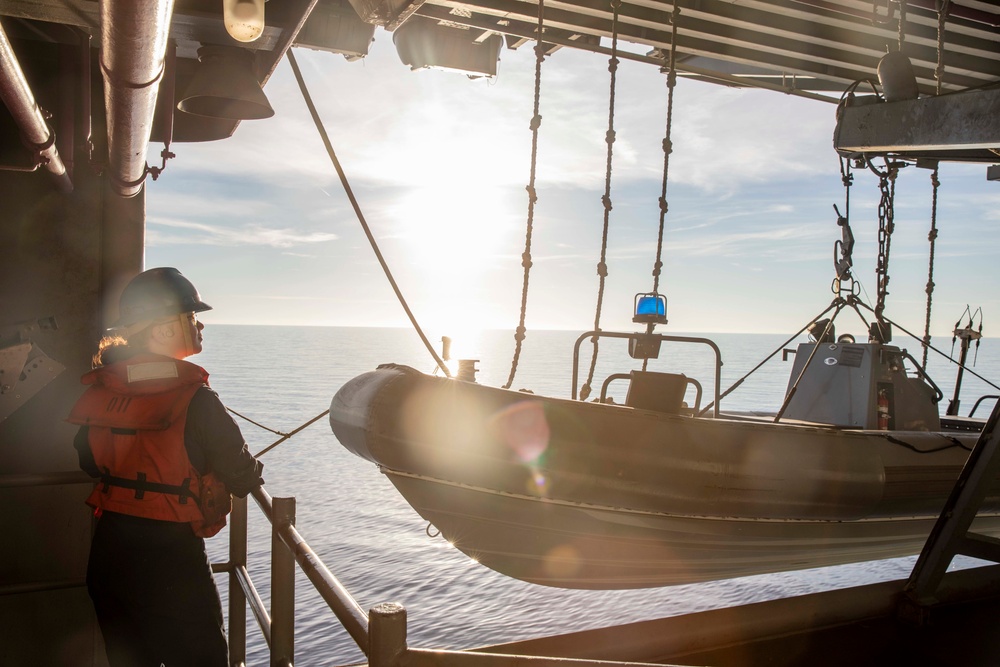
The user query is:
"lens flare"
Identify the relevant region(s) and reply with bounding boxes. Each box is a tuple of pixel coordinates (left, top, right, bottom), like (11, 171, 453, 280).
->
(489, 400, 551, 464)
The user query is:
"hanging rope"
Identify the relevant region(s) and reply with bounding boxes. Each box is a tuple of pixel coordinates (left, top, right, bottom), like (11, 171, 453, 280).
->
(581, 0, 622, 401)
(286, 49, 450, 378)
(640, 3, 681, 373)
(935, 0, 949, 92)
(922, 0, 949, 369)
(504, 0, 547, 390)
(896, 0, 907, 51)
(922, 168, 940, 368)
(650, 4, 680, 298)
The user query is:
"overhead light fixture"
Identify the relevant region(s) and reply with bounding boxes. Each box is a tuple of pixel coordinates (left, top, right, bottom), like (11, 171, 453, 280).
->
(393, 16, 503, 78)
(224, 0, 265, 43)
(877, 51, 918, 102)
(177, 45, 274, 120)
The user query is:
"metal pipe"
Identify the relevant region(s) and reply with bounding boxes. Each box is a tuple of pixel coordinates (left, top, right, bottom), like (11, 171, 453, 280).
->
(98, 0, 174, 197)
(0, 19, 73, 192)
(271, 496, 296, 666)
(252, 486, 371, 654)
(229, 495, 249, 665)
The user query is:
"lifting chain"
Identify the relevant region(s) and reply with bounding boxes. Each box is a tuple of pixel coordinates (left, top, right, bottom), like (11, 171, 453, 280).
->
(872, 158, 899, 331)
(581, 0, 622, 401)
(503, 0, 547, 390)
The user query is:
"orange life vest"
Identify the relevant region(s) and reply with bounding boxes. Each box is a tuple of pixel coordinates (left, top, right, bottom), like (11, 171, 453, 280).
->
(68, 354, 229, 536)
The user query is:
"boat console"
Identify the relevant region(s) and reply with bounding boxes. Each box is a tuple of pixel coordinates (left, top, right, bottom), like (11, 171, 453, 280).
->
(782, 341, 941, 430)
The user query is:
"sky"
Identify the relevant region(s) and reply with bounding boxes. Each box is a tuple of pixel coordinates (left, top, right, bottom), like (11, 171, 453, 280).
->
(145, 29, 1000, 342)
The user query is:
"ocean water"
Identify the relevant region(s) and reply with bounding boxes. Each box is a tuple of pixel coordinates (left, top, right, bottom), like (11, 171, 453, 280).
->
(195, 325, 1000, 666)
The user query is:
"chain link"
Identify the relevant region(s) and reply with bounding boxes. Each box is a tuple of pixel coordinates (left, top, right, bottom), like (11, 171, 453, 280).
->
(581, 0, 621, 401)
(504, 0, 547, 390)
(873, 159, 898, 327)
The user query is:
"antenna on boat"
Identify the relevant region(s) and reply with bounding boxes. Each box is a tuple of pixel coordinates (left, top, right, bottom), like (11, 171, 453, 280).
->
(947, 306, 984, 416)
(503, 0, 548, 390)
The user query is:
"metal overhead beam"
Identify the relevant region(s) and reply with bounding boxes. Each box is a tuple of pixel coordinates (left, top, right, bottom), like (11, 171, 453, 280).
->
(834, 88, 1000, 155)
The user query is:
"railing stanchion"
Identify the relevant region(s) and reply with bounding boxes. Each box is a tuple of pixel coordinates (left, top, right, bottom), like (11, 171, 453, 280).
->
(229, 494, 249, 666)
(370, 602, 407, 667)
(271, 496, 296, 666)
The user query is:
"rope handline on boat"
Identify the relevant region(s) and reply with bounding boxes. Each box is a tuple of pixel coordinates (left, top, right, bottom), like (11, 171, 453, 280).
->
(581, 0, 622, 402)
(504, 0, 547, 391)
(882, 432, 971, 454)
(285, 48, 450, 378)
(379, 466, 998, 522)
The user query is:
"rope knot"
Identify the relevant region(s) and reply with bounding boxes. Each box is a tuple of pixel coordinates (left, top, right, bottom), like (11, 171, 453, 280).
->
(529, 114, 542, 131)
(514, 326, 526, 342)
(521, 252, 533, 269)
(927, 228, 938, 241)
(597, 262, 608, 277)
(525, 184, 537, 203)
(601, 194, 613, 211)
(605, 129, 616, 145)
(662, 137, 672, 154)
(658, 196, 668, 213)
(608, 57, 619, 72)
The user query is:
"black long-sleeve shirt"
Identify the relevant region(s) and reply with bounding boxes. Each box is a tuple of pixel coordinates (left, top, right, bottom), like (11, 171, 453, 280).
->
(75, 386, 263, 498)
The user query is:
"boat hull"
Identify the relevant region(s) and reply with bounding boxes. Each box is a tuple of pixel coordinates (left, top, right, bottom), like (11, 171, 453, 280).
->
(330, 365, 1000, 589)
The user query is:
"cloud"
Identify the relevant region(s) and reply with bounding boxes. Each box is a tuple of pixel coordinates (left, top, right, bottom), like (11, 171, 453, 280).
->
(147, 217, 338, 248)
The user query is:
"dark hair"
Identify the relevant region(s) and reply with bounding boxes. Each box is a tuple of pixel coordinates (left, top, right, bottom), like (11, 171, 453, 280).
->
(92, 328, 152, 368)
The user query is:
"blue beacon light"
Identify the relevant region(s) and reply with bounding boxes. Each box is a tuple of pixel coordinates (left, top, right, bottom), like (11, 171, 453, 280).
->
(633, 293, 667, 325)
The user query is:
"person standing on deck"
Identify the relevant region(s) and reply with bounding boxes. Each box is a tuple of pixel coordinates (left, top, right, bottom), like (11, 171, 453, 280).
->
(68, 267, 264, 667)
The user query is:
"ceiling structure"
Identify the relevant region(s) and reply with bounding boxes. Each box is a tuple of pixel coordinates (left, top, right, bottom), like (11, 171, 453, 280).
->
(0, 0, 998, 194)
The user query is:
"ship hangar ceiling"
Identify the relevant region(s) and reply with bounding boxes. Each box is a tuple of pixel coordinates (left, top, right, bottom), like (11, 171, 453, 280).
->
(0, 0, 998, 190)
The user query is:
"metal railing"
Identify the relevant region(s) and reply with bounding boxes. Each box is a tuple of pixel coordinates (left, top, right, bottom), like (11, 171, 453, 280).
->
(224, 486, 680, 667)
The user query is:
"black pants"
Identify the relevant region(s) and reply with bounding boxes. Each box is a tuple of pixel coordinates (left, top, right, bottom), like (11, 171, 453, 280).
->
(87, 511, 229, 667)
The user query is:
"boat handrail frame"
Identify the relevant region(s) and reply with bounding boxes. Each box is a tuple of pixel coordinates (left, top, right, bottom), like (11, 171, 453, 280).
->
(571, 331, 721, 418)
(969, 395, 1000, 418)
